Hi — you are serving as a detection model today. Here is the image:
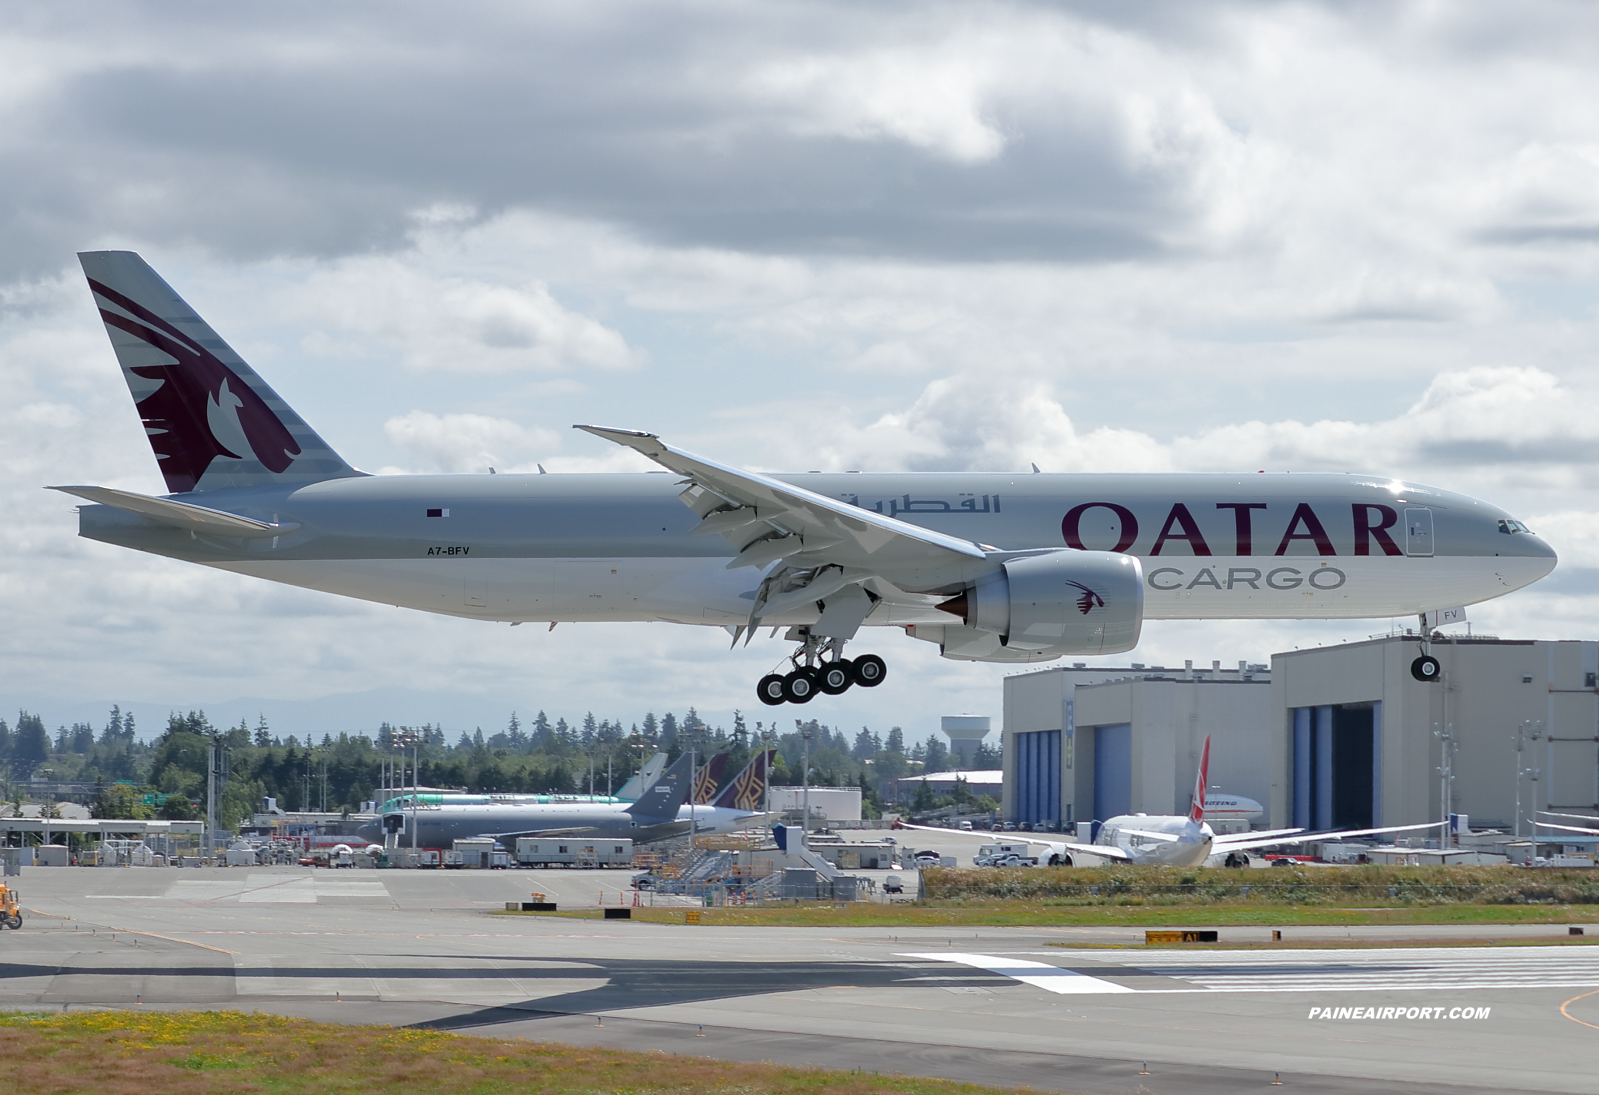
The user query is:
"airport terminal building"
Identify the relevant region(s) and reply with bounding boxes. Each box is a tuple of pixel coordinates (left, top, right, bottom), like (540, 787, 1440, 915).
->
(1002, 636, 1599, 833)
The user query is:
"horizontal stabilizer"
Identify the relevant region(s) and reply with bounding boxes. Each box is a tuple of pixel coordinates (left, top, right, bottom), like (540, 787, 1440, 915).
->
(48, 485, 292, 538)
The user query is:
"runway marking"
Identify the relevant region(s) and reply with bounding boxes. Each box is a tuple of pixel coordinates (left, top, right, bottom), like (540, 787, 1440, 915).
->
(1017, 948, 1599, 994)
(1559, 988, 1599, 1030)
(898, 953, 1135, 995)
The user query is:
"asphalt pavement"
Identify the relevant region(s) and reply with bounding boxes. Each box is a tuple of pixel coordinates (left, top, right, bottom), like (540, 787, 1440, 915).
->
(2, 865, 1594, 1095)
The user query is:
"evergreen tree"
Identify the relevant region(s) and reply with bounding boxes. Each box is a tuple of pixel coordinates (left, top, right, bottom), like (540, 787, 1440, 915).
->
(886, 726, 904, 754)
(660, 712, 678, 748)
(532, 710, 552, 747)
(101, 705, 124, 744)
(11, 712, 50, 777)
(473, 727, 486, 749)
(732, 710, 747, 746)
(255, 715, 272, 748)
(506, 712, 527, 751)
(642, 712, 658, 743)
(912, 779, 935, 811)
(581, 712, 598, 746)
(851, 727, 876, 761)
(922, 735, 949, 773)
(456, 731, 474, 751)
(124, 712, 137, 741)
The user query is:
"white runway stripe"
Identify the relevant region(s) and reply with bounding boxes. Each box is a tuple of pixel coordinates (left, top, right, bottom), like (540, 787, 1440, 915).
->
(898, 953, 1134, 994)
(990, 947, 1599, 994)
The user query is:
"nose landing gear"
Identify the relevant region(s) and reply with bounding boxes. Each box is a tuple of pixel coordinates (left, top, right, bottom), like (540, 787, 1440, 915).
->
(755, 630, 888, 706)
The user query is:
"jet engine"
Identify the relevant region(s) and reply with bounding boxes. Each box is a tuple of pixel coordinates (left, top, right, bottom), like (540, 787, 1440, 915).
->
(936, 549, 1143, 657)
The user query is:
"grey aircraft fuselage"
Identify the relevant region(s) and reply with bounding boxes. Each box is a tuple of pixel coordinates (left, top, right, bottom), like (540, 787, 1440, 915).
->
(354, 801, 692, 847)
(77, 469, 1556, 635)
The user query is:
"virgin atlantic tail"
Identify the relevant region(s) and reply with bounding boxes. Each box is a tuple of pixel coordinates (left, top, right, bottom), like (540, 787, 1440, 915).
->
(77, 251, 360, 494)
(1188, 735, 1211, 825)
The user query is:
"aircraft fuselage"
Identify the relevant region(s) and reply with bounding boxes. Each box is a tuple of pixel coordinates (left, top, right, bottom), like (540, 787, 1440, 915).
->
(76, 470, 1555, 628)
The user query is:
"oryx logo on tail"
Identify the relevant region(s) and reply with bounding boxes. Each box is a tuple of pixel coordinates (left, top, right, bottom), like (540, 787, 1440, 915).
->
(88, 277, 301, 493)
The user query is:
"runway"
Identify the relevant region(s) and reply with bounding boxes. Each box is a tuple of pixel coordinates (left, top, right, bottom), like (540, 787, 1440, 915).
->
(4, 866, 1596, 1095)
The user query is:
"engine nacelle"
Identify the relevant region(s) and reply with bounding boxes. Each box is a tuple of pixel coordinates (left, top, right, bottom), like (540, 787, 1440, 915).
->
(939, 550, 1143, 656)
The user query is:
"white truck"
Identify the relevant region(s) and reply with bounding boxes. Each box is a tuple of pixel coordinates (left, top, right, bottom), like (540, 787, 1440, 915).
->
(515, 838, 634, 868)
(975, 840, 1065, 867)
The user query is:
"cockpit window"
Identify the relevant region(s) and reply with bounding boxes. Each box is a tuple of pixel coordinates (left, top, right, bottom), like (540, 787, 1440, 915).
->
(1497, 519, 1534, 535)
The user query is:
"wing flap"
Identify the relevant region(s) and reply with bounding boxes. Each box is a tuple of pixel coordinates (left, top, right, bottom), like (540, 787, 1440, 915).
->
(575, 426, 988, 574)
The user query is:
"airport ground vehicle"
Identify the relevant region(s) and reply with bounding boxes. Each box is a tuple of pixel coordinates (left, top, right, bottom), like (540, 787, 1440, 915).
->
(0, 883, 21, 929)
(883, 875, 904, 893)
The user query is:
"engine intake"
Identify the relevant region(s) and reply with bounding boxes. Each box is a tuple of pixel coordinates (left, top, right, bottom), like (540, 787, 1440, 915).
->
(937, 550, 1143, 656)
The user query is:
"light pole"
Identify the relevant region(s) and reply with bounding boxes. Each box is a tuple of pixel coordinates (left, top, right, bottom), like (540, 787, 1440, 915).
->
(798, 720, 813, 837)
(1434, 722, 1457, 842)
(1513, 719, 1544, 842)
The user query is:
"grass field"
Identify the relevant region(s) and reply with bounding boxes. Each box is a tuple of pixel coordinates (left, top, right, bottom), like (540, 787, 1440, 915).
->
(0, 1011, 1038, 1095)
(501, 864, 1599, 928)
(505, 902, 1599, 928)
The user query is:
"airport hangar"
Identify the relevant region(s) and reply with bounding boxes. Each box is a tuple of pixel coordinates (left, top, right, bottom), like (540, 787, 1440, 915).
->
(1002, 634, 1599, 833)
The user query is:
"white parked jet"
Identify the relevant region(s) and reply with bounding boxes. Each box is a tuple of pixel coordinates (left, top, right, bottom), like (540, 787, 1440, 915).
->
(58, 253, 1558, 705)
(1042, 737, 1443, 867)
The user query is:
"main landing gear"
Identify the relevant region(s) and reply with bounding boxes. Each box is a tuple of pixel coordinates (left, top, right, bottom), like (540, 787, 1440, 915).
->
(756, 630, 887, 706)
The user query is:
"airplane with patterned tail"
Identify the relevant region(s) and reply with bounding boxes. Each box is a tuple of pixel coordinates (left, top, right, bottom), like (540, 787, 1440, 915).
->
(56, 253, 1558, 706)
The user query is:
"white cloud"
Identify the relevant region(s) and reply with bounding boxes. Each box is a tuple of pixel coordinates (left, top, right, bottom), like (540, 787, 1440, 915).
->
(382, 411, 558, 474)
(287, 260, 640, 374)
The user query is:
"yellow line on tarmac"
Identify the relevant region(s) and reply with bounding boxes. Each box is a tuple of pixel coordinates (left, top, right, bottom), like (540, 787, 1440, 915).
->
(1559, 987, 1599, 1031)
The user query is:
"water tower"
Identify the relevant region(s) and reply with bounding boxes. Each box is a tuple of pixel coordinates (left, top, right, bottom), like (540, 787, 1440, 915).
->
(941, 716, 991, 769)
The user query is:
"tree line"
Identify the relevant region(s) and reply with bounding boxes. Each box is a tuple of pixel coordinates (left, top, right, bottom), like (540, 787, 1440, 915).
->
(0, 705, 1000, 830)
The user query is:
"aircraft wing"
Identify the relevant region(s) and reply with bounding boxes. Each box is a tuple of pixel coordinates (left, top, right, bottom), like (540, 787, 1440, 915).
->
(1213, 820, 1445, 855)
(480, 826, 600, 840)
(1051, 841, 1134, 862)
(1536, 821, 1599, 836)
(575, 427, 988, 621)
(1116, 828, 1182, 843)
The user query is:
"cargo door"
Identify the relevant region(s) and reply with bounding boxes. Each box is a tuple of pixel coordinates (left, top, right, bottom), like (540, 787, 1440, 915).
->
(1404, 508, 1434, 557)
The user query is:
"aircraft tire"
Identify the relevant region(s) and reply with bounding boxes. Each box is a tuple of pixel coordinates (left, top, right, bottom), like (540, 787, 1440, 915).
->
(1410, 655, 1441, 682)
(852, 654, 887, 687)
(783, 668, 820, 704)
(757, 674, 788, 706)
(818, 660, 854, 695)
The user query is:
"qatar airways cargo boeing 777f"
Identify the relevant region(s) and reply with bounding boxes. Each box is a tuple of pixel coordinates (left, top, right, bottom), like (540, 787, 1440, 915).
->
(56, 252, 1557, 705)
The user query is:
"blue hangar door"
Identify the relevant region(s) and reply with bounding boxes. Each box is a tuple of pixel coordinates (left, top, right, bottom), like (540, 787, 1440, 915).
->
(1014, 730, 1060, 827)
(1094, 724, 1132, 820)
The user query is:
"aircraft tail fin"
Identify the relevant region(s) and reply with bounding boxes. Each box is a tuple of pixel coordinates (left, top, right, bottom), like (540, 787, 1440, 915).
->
(615, 752, 667, 802)
(78, 251, 362, 494)
(625, 753, 694, 820)
(1188, 735, 1211, 824)
(713, 748, 775, 812)
(692, 753, 729, 805)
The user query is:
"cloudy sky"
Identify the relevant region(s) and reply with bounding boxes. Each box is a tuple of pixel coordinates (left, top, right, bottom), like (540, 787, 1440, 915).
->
(4, 1, 1599, 743)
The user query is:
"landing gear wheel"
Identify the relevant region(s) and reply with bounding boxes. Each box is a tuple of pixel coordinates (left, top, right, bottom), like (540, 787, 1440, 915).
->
(783, 667, 820, 704)
(852, 654, 887, 688)
(1410, 655, 1441, 683)
(757, 673, 788, 706)
(818, 660, 854, 695)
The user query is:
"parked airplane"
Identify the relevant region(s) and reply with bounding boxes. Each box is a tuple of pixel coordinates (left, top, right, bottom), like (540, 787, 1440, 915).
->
(360, 752, 697, 847)
(360, 749, 774, 847)
(375, 752, 669, 812)
(59, 253, 1558, 705)
(1041, 737, 1444, 867)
